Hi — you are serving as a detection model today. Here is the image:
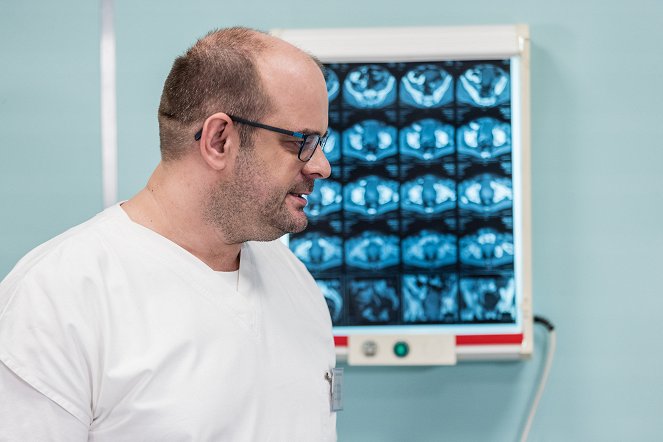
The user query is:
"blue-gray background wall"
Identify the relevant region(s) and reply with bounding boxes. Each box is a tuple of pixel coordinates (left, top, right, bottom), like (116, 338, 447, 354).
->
(1, 1, 662, 441)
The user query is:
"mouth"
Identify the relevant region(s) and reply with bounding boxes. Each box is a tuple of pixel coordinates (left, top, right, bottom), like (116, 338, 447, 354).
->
(287, 191, 310, 207)
(288, 183, 314, 206)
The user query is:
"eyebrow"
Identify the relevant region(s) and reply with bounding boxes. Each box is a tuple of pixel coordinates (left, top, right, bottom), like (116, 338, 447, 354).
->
(298, 128, 325, 136)
(278, 128, 325, 138)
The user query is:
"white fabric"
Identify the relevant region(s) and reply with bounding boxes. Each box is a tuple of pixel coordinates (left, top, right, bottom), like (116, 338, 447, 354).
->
(0, 204, 336, 441)
(0, 360, 88, 440)
(214, 270, 240, 291)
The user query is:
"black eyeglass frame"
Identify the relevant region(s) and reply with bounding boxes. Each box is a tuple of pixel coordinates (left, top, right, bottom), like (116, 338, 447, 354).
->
(194, 114, 329, 162)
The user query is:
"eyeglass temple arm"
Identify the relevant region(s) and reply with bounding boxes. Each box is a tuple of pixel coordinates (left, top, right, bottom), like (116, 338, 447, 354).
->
(227, 114, 305, 139)
(194, 114, 306, 141)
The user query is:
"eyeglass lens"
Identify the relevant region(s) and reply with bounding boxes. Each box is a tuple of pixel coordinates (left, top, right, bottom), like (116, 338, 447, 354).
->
(300, 135, 322, 161)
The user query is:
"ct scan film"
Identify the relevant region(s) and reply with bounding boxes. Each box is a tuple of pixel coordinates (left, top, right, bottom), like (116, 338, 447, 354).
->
(289, 60, 517, 328)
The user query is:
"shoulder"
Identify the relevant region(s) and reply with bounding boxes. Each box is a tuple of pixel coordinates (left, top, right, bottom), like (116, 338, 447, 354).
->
(0, 207, 126, 364)
(0, 206, 125, 311)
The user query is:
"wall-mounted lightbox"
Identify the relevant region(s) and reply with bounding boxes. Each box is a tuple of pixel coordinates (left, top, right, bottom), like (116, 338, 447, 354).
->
(274, 25, 532, 365)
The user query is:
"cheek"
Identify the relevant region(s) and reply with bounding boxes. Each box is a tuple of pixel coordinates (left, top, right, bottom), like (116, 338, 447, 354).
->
(257, 166, 297, 192)
(243, 171, 286, 203)
(238, 151, 300, 199)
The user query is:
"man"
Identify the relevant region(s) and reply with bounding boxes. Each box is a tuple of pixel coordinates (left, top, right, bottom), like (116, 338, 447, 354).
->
(0, 27, 337, 441)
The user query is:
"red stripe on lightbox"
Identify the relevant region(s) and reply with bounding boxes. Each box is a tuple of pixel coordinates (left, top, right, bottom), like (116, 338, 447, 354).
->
(456, 334, 524, 345)
(333, 334, 523, 347)
(334, 336, 348, 347)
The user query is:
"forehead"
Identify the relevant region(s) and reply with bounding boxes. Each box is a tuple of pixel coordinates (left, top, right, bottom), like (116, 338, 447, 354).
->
(257, 41, 328, 131)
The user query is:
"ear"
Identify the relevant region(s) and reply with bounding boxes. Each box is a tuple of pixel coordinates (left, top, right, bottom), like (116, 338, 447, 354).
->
(197, 112, 238, 170)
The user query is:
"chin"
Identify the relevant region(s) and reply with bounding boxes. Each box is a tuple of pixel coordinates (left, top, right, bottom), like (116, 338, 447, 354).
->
(251, 217, 306, 243)
(289, 221, 308, 234)
(281, 213, 309, 235)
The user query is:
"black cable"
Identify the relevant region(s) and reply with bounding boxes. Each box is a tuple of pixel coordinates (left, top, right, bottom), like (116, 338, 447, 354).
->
(534, 314, 555, 332)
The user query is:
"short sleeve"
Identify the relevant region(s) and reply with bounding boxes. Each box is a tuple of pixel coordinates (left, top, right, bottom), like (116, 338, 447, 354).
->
(0, 264, 100, 425)
(0, 360, 89, 440)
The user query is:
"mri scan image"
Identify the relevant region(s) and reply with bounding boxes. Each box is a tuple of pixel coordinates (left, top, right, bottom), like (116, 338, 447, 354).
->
(290, 233, 343, 272)
(460, 228, 514, 268)
(325, 68, 340, 102)
(342, 120, 398, 162)
(322, 128, 341, 163)
(345, 231, 400, 270)
(400, 119, 455, 161)
(344, 175, 399, 217)
(402, 230, 457, 269)
(343, 64, 397, 109)
(403, 274, 458, 322)
(457, 64, 510, 107)
(305, 180, 342, 219)
(287, 59, 520, 329)
(349, 279, 400, 323)
(457, 117, 511, 160)
(460, 275, 515, 322)
(458, 173, 513, 214)
(401, 175, 456, 215)
(317, 279, 344, 324)
(400, 64, 453, 108)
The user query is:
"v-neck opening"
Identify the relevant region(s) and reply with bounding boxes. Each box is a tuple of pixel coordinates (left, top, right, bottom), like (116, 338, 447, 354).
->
(105, 203, 260, 336)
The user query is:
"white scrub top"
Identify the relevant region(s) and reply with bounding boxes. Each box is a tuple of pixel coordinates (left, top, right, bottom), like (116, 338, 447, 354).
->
(0, 204, 337, 441)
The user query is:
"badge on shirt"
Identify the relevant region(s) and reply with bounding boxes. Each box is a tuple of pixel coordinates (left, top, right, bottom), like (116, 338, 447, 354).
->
(325, 368, 344, 412)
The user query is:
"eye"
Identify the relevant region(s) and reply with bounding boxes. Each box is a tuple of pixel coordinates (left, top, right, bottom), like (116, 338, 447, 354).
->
(280, 137, 302, 151)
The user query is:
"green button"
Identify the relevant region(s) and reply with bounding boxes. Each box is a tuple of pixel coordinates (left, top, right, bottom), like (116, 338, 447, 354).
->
(393, 341, 409, 358)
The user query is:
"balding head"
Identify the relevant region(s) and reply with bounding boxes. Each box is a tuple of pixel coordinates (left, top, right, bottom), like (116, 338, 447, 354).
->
(254, 38, 329, 139)
(157, 27, 325, 162)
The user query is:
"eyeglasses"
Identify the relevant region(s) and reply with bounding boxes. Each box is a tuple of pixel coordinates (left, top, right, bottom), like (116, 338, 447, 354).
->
(194, 114, 329, 162)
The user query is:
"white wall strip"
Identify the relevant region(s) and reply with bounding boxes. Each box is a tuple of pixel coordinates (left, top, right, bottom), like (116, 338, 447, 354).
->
(100, 0, 118, 207)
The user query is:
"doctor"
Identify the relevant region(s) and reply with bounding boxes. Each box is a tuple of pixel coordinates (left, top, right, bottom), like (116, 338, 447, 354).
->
(0, 27, 336, 441)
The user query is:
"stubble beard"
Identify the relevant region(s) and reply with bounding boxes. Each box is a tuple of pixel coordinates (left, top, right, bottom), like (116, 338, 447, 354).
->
(203, 149, 310, 244)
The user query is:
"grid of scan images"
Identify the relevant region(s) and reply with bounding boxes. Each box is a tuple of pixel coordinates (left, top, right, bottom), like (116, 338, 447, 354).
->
(288, 60, 517, 327)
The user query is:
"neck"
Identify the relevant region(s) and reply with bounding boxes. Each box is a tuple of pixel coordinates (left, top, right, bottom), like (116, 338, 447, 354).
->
(121, 161, 242, 271)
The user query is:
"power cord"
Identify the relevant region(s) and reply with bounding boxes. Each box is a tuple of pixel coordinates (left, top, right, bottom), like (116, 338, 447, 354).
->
(519, 315, 556, 442)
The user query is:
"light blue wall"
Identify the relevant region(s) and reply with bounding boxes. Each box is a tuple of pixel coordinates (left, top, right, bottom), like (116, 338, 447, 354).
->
(0, 1, 102, 275)
(2, 0, 662, 441)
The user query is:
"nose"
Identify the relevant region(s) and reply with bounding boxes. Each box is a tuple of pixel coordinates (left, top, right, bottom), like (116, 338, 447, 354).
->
(302, 145, 331, 179)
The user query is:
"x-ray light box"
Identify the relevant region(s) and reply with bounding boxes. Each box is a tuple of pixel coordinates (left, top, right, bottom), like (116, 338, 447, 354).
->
(274, 25, 532, 365)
